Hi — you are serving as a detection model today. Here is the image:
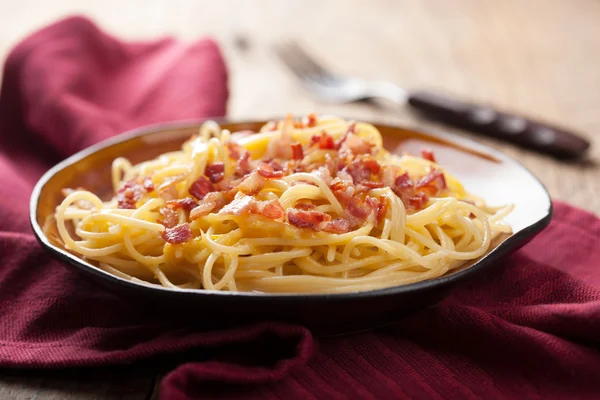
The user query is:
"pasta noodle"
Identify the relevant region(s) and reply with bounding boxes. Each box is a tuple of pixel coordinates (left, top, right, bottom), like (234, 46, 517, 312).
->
(51, 114, 512, 293)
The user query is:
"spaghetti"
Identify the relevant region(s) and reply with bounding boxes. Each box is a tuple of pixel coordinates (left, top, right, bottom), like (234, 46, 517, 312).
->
(52, 114, 512, 293)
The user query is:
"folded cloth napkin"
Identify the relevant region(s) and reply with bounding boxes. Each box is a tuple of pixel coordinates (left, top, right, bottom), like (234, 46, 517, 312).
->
(1, 16, 600, 400)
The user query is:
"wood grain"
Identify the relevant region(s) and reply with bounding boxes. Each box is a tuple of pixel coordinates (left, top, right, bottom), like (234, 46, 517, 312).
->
(0, 0, 599, 398)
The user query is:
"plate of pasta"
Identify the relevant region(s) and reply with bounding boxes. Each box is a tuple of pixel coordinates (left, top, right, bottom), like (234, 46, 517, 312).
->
(31, 114, 551, 332)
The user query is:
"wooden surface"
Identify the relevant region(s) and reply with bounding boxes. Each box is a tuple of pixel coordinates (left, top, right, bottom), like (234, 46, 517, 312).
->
(1, 0, 599, 398)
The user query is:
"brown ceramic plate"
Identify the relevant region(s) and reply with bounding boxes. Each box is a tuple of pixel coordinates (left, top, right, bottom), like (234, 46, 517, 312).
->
(30, 119, 552, 334)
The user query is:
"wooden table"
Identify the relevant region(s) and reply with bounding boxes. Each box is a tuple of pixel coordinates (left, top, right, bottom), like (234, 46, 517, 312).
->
(1, 0, 599, 398)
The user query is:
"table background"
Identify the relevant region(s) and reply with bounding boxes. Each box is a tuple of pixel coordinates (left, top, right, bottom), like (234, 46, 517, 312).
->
(1, 0, 599, 398)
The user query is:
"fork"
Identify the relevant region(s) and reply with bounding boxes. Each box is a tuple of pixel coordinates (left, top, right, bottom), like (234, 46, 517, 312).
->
(274, 41, 590, 159)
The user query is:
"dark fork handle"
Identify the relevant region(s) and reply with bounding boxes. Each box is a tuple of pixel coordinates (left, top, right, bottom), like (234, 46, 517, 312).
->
(407, 90, 590, 158)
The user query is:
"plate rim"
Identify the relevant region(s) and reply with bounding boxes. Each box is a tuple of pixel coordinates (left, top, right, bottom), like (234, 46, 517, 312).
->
(29, 117, 553, 300)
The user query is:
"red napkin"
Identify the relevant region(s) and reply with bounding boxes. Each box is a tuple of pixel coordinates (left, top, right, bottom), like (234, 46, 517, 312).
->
(2, 16, 600, 400)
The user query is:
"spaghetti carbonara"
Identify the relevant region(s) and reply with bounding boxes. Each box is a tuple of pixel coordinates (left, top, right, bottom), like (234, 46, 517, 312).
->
(53, 114, 512, 293)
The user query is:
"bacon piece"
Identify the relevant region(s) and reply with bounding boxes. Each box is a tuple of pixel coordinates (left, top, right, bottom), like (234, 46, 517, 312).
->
(143, 177, 154, 191)
(161, 223, 193, 244)
(269, 160, 283, 172)
(310, 166, 333, 185)
(291, 143, 304, 160)
(219, 196, 284, 220)
(167, 197, 198, 211)
(341, 134, 373, 155)
(416, 169, 447, 196)
(227, 142, 243, 160)
(359, 181, 385, 189)
(237, 171, 266, 195)
(344, 158, 381, 184)
(159, 207, 179, 228)
(288, 209, 332, 230)
(205, 162, 225, 183)
(334, 123, 355, 150)
(257, 164, 284, 179)
(311, 131, 335, 150)
(235, 150, 253, 178)
(189, 192, 227, 220)
(365, 196, 383, 224)
(346, 197, 371, 220)
(294, 203, 316, 210)
(407, 192, 429, 209)
(395, 172, 413, 190)
(306, 113, 318, 127)
(257, 200, 285, 219)
(330, 179, 354, 205)
(188, 176, 215, 200)
(421, 149, 436, 162)
(116, 177, 153, 209)
(321, 218, 351, 234)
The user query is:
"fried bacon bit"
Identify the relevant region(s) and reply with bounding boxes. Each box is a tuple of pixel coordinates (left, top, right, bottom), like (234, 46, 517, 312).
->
(394, 172, 413, 190)
(227, 142, 243, 160)
(421, 149, 436, 162)
(143, 177, 154, 191)
(311, 131, 335, 150)
(321, 218, 351, 234)
(189, 192, 226, 220)
(159, 207, 179, 228)
(116, 177, 154, 209)
(235, 150, 253, 178)
(415, 169, 447, 195)
(341, 134, 373, 155)
(219, 196, 284, 219)
(237, 171, 266, 195)
(345, 158, 381, 184)
(257, 163, 284, 179)
(360, 181, 385, 189)
(167, 197, 198, 211)
(346, 197, 372, 220)
(287, 209, 332, 230)
(188, 176, 215, 200)
(365, 196, 385, 224)
(161, 223, 193, 244)
(205, 162, 225, 183)
(291, 143, 304, 160)
(407, 192, 429, 209)
(306, 113, 318, 127)
(310, 166, 333, 185)
(294, 203, 316, 210)
(268, 160, 283, 172)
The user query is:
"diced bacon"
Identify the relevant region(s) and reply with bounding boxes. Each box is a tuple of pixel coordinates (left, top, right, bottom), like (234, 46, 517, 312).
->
(189, 192, 227, 220)
(336, 169, 354, 183)
(237, 171, 267, 195)
(374, 197, 389, 224)
(395, 172, 413, 190)
(407, 192, 429, 209)
(161, 223, 193, 244)
(365, 196, 382, 223)
(346, 197, 371, 220)
(143, 177, 154, 191)
(230, 130, 254, 142)
(235, 150, 253, 178)
(310, 166, 333, 185)
(291, 143, 304, 160)
(257, 164, 284, 179)
(268, 160, 283, 172)
(360, 181, 385, 189)
(330, 179, 354, 205)
(188, 176, 215, 200)
(341, 134, 373, 155)
(294, 203, 316, 210)
(167, 197, 198, 211)
(116, 177, 153, 209)
(345, 158, 381, 184)
(311, 131, 335, 150)
(256, 200, 285, 219)
(381, 165, 402, 188)
(159, 207, 179, 228)
(287, 209, 332, 230)
(219, 196, 284, 220)
(334, 123, 355, 150)
(205, 162, 225, 183)
(421, 149, 436, 162)
(321, 218, 351, 234)
(227, 142, 243, 160)
(306, 113, 318, 127)
(415, 169, 447, 196)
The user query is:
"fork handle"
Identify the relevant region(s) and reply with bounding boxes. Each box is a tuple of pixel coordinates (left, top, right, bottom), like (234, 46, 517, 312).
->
(407, 90, 590, 158)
